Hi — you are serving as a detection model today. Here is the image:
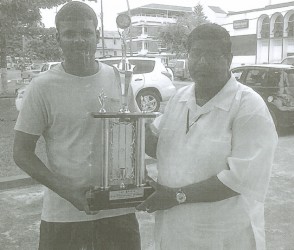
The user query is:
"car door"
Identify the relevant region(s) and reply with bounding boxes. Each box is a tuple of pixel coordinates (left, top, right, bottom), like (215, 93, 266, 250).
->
(243, 67, 269, 97)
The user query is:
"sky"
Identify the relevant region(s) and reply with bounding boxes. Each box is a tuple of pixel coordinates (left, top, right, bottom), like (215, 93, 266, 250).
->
(41, 0, 290, 31)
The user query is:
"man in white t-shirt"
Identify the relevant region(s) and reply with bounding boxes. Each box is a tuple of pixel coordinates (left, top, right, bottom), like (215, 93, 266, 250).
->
(137, 23, 278, 250)
(13, 2, 140, 249)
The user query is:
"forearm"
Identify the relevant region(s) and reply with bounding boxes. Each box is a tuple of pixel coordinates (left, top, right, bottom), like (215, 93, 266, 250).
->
(182, 176, 239, 203)
(13, 150, 73, 198)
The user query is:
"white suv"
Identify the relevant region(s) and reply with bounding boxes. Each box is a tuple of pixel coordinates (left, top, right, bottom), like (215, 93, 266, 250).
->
(100, 57, 176, 112)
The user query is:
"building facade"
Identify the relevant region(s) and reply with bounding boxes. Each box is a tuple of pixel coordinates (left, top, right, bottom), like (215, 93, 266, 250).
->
(222, 1, 294, 66)
(95, 30, 122, 58)
(107, 2, 294, 66)
(119, 4, 192, 56)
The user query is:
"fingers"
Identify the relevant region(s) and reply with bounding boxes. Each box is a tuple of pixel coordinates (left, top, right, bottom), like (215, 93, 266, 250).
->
(136, 201, 147, 211)
(84, 203, 99, 215)
(146, 177, 159, 189)
(136, 202, 155, 213)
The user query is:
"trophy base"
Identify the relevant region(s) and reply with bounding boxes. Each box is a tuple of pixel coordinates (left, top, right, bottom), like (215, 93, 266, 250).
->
(86, 185, 154, 210)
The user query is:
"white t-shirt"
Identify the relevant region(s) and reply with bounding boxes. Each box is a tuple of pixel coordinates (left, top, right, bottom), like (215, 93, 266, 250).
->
(152, 76, 278, 250)
(15, 62, 136, 222)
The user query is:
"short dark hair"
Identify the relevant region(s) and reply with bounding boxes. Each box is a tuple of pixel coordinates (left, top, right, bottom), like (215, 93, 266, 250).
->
(187, 23, 231, 54)
(55, 1, 98, 30)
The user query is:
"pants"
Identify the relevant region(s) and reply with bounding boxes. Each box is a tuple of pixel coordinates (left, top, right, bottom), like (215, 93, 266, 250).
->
(39, 213, 141, 250)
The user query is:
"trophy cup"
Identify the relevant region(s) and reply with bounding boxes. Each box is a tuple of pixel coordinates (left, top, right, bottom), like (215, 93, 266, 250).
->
(86, 14, 157, 210)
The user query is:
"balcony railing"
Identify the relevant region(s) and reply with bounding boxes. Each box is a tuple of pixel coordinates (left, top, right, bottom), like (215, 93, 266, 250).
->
(131, 15, 176, 25)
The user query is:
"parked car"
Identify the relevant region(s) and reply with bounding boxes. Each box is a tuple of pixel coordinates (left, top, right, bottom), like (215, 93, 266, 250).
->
(281, 56, 294, 65)
(174, 59, 190, 80)
(16, 62, 59, 111)
(231, 64, 294, 129)
(99, 57, 176, 112)
(21, 62, 59, 83)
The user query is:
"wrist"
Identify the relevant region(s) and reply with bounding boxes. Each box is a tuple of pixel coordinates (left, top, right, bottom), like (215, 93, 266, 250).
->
(175, 188, 187, 204)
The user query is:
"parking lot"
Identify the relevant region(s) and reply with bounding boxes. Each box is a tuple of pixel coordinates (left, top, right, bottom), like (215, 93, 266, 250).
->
(0, 72, 293, 249)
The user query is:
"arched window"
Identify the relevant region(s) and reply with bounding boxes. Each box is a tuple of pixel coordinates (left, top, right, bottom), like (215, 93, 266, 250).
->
(287, 14, 294, 37)
(273, 15, 283, 37)
(261, 17, 270, 38)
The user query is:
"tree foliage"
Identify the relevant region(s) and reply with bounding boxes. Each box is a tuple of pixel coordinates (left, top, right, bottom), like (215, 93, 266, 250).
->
(0, 0, 71, 93)
(159, 3, 209, 57)
(0, 0, 71, 62)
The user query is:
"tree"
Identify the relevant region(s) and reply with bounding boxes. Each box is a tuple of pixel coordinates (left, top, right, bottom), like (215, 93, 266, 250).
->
(25, 27, 63, 61)
(159, 3, 209, 58)
(0, 0, 71, 94)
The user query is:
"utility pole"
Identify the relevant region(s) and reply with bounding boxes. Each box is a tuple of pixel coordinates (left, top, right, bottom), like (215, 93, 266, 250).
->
(84, 0, 105, 56)
(100, 0, 105, 56)
(0, 10, 8, 94)
(126, 0, 133, 56)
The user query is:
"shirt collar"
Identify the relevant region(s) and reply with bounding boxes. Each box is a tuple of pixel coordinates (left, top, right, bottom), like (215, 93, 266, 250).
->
(179, 74, 239, 112)
(211, 74, 239, 111)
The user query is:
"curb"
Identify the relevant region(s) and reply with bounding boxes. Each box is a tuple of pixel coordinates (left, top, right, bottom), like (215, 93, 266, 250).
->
(0, 175, 38, 190)
(0, 158, 157, 191)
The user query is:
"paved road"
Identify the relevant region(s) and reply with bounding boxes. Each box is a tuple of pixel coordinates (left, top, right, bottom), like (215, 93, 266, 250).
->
(1, 74, 293, 250)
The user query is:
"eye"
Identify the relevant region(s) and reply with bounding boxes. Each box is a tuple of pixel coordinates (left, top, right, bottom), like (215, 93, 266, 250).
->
(82, 31, 93, 37)
(63, 31, 75, 38)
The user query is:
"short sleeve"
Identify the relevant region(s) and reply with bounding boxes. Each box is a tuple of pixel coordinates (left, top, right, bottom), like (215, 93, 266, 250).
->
(14, 81, 48, 136)
(218, 99, 278, 202)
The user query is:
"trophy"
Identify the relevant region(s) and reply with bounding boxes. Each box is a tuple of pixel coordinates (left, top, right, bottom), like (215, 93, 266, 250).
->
(86, 14, 157, 211)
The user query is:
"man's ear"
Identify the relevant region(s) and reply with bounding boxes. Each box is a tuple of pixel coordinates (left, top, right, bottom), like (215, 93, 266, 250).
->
(96, 30, 100, 43)
(56, 32, 60, 43)
(228, 52, 233, 67)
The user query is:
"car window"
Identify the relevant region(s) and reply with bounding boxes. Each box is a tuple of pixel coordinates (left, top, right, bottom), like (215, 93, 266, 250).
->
(49, 63, 58, 69)
(101, 60, 120, 67)
(100, 59, 155, 74)
(284, 69, 294, 96)
(129, 60, 155, 74)
(267, 69, 282, 88)
(175, 61, 184, 68)
(281, 57, 294, 65)
(41, 64, 49, 72)
(244, 69, 268, 87)
(231, 68, 245, 82)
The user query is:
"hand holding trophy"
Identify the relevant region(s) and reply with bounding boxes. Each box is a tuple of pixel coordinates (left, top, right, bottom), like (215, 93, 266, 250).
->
(87, 14, 156, 211)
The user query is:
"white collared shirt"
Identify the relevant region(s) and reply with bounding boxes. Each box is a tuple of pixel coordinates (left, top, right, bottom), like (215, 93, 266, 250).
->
(152, 76, 278, 250)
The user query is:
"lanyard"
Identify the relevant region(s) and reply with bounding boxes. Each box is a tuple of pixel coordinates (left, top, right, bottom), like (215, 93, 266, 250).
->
(186, 109, 202, 134)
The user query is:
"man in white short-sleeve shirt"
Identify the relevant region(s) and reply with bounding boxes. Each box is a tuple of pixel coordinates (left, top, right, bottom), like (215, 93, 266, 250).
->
(137, 23, 278, 250)
(13, 2, 140, 250)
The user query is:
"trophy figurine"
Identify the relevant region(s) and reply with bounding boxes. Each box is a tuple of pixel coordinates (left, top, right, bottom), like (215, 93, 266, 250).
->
(86, 14, 157, 211)
(98, 89, 107, 113)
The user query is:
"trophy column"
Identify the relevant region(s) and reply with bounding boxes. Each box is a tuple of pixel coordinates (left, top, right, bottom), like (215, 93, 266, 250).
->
(135, 118, 145, 187)
(86, 14, 158, 211)
(101, 119, 110, 190)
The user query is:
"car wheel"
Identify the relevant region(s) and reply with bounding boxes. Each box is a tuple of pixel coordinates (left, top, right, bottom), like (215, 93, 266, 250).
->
(136, 90, 160, 112)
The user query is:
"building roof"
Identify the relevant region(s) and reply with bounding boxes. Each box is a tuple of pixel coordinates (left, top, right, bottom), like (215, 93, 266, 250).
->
(119, 3, 192, 15)
(208, 6, 227, 14)
(228, 1, 294, 15)
(139, 3, 192, 12)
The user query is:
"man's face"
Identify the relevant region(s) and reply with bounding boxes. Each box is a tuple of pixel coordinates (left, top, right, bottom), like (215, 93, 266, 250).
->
(57, 19, 98, 66)
(188, 39, 232, 87)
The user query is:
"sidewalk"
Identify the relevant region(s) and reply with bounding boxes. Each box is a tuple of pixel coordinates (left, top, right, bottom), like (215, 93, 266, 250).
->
(0, 162, 157, 250)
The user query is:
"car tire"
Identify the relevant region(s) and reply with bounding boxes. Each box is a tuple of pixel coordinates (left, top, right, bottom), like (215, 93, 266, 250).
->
(136, 90, 160, 112)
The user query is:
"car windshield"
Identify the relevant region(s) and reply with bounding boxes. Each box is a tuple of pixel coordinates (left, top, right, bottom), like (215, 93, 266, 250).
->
(100, 59, 155, 74)
(175, 61, 184, 68)
(282, 57, 294, 65)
